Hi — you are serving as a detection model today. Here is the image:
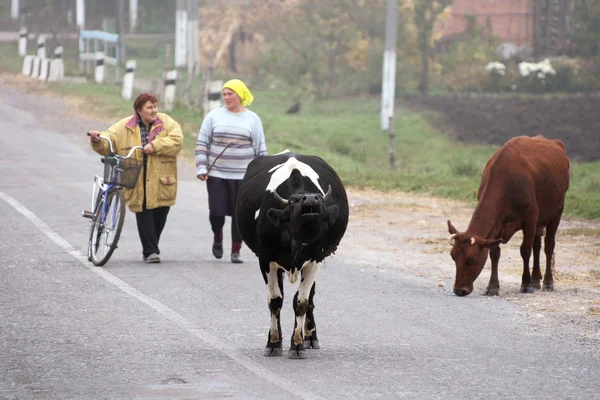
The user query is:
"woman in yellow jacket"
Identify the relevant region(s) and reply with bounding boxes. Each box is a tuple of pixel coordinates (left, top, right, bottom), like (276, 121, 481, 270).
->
(89, 93, 183, 263)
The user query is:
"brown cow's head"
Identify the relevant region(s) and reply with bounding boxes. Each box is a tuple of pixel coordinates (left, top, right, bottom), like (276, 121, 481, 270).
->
(447, 220, 501, 296)
(267, 185, 339, 246)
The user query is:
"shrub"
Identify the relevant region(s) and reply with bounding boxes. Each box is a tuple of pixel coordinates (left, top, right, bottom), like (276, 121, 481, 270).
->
(517, 59, 557, 93)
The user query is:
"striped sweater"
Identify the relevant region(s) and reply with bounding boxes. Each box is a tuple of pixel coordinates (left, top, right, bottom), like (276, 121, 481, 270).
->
(195, 107, 267, 180)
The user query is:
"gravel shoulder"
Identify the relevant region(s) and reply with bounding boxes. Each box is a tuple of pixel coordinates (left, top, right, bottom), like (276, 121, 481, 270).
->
(343, 188, 600, 345)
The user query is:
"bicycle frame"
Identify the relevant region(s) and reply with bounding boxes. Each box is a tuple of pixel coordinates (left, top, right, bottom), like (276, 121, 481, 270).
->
(90, 174, 117, 229)
(88, 136, 142, 225)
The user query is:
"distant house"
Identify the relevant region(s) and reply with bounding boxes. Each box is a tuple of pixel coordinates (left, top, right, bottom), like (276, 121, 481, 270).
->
(437, 0, 573, 56)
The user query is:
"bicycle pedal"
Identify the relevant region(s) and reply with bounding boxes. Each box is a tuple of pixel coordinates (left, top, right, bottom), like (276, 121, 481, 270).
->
(81, 210, 94, 219)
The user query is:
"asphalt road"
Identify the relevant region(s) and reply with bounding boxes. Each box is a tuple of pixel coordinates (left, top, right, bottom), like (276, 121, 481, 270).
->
(1, 85, 599, 400)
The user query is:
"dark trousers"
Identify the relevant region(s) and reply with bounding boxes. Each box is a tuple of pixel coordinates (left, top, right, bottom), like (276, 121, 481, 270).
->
(209, 214, 242, 243)
(136, 205, 170, 257)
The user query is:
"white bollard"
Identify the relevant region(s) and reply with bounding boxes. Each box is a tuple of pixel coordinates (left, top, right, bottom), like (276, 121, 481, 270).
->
(30, 57, 41, 78)
(21, 55, 34, 76)
(163, 70, 178, 111)
(94, 51, 105, 84)
(48, 47, 64, 82)
(38, 58, 50, 80)
(208, 80, 223, 111)
(18, 27, 27, 56)
(121, 60, 136, 100)
(36, 35, 46, 59)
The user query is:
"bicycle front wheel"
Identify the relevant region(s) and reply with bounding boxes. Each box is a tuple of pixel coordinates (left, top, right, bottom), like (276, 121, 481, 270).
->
(89, 188, 125, 266)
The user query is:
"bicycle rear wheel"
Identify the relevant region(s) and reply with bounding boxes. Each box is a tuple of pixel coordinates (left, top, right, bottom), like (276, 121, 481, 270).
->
(89, 188, 125, 266)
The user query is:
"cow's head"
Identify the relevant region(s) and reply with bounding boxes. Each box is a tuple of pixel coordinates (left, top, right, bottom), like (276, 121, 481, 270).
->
(447, 220, 501, 296)
(267, 185, 339, 245)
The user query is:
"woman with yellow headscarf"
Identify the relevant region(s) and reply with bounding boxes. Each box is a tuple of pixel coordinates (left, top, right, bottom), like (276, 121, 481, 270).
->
(195, 79, 267, 263)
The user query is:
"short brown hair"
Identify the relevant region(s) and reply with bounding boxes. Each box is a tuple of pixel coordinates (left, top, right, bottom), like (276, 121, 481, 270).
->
(133, 93, 157, 112)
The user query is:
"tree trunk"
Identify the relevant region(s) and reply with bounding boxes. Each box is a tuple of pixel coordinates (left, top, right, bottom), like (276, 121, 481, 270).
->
(419, 47, 429, 95)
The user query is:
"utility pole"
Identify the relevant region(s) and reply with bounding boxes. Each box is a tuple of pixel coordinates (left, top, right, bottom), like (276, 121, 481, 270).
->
(187, 0, 199, 76)
(129, 0, 138, 33)
(175, 0, 188, 69)
(76, 0, 85, 30)
(117, 0, 126, 80)
(380, 0, 397, 131)
(11, 0, 19, 20)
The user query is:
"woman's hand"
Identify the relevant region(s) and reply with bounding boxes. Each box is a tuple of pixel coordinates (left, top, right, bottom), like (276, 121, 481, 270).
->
(197, 174, 208, 181)
(143, 143, 155, 155)
(89, 130, 101, 142)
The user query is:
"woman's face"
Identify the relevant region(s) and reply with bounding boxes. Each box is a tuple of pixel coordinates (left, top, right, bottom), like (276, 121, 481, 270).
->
(138, 101, 158, 124)
(222, 88, 242, 111)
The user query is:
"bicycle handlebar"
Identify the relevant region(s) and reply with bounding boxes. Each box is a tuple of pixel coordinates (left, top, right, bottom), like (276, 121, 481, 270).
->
(88, 132, 143, 159)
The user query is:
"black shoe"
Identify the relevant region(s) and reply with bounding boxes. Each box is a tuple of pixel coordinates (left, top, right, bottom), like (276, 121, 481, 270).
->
(212, 240, 223, 259)
(231, 253, 244, 264)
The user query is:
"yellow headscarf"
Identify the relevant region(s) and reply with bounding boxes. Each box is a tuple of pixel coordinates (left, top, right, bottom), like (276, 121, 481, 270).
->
(222, 79, 254, 107)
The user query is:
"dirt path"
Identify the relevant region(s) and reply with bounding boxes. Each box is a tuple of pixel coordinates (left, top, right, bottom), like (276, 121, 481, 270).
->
(342, 188, 600, 345)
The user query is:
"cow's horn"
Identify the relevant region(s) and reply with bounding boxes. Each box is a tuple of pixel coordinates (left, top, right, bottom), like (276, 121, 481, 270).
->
(470, 237, 476, 245)
(323, 185, 332, 202)
(273, 190, 289, 205)
(448, 233, 457, 246)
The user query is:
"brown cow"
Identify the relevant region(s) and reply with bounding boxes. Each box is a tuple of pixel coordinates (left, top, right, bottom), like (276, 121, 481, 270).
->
(447, 135, 570, 296)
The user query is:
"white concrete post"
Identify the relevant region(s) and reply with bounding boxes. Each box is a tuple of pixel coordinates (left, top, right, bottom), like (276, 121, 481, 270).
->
(18, 27, 27, 56)
(121, 60, 136, 100)
(54, 46, 64, 59)
(37, 35, 46, 59)
(129, 0, 138, 33)
(30, 57, 41, 79)
(207, 80, 223, 111)
(48, 47, 64, 81)
(11, 0, 19, 20)
(38, 58, 50, 80)
(163, 70, 178, 111)
(76, 0, 85, 30)
(380, 0, 398, 130)
(94, 52, 105, 84)
(174, 6, 188, 69)
(21, 55, 34, 76)
(187, 0, 199, 76)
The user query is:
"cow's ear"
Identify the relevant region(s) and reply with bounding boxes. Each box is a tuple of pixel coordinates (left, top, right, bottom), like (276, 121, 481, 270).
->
(477, 237, 502, 248)
(267, 208, 290, 227)
(324, 205, 339, 225)
(447, 220, 459, 235)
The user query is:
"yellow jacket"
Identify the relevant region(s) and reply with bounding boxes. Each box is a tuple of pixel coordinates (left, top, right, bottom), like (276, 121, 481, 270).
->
(90, 113, 183, 212)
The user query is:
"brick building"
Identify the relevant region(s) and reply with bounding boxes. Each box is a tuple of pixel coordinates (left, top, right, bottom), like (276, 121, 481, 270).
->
(437, 0, 573, 56)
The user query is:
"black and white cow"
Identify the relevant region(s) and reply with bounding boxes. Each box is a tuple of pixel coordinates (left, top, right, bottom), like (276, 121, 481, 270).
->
(236, 151, 349, 359)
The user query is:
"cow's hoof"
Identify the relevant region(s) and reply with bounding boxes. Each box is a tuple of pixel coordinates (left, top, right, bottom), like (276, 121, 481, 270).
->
(485, 288, 499, 296)
(264, 346, 282, 357)
(520, 286, 534, 294)
(288, 345, 306, 359)
(303, 337, 320, 349)
(542, 284, 554, 292)
(532, 280, 541, 290)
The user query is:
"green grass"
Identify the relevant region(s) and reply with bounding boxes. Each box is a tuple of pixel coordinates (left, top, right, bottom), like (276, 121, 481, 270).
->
(2, 41, 599, 220)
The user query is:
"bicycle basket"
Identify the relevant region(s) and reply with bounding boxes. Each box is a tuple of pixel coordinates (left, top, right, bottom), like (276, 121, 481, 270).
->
(104, 156, 142, 189)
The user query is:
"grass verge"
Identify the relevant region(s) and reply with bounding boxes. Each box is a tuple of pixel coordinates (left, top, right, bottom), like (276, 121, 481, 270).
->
(1, 41, 599, 220)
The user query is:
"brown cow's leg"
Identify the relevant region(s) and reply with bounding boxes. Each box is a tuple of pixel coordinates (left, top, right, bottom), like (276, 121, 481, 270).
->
(520, 221, 536, 293)
(303, 282, 320, 349)
(264, 261, 284, 357)
(532, 235, 543, 290)
(542, 211, 563, 291)
(485, 246, 501, 296)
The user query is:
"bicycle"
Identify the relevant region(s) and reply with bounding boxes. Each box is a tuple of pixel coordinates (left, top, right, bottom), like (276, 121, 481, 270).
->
(82, 134, 143, 266)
